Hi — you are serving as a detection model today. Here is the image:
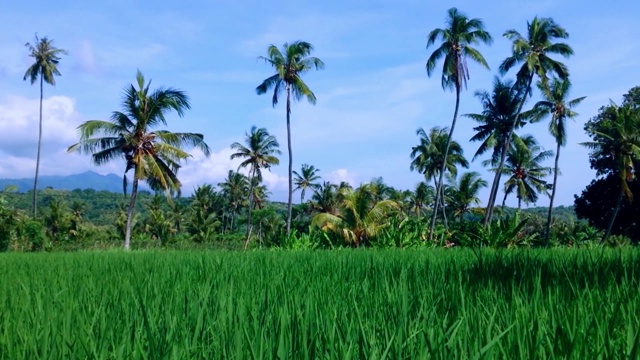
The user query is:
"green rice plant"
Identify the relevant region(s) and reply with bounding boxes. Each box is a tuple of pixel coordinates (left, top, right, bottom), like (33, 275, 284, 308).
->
(0, 249, 639, 358)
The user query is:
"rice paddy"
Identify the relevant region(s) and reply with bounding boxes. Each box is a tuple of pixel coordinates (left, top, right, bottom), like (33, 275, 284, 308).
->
(0, 249, 639, 359)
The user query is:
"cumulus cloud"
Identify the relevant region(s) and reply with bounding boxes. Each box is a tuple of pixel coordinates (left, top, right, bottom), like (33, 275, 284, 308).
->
(327, 168, 357, 186)
(0, 95, 101, 178)
(177, 147, 288, 195)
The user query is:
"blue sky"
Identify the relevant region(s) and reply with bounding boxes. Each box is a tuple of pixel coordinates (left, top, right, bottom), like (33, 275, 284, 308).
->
(0, 0, 638, 207)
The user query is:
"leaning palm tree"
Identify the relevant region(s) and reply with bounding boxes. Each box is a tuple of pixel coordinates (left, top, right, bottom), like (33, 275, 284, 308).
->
(466, 77, 533, 225)
(446, 171, 488, 221)
(498, 17, 573, 225)
(410, 126, 468, 239)
(426, 7, 492, 237)
(582, 102, 640, 243)
(499, 135, 553, 210)
(293, 163, 321, 203)
(68, 70, 210, 249)
(532, 78, 585, 243)
(23, 35, 67, 218)
(256, 41, 324, 237)
(312, 183, 401, 247)
(230, 126, 280, 248)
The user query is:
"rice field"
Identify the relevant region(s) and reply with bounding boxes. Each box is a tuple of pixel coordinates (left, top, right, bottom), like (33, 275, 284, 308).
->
(0, 249, 639, 359)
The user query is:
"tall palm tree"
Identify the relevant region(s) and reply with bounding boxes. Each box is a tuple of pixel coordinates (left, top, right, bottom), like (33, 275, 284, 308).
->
(293, 163, 321, 203)
(256, 41, 324, 237)
(499, 135, 553, 210)
(498, 17, 573, 225)
(532, 78, 585, 243)
(312, 183, 400, 247)
(410, 126, 468, 239)
(23, 35, 67, 218)
(68, 70, 210, 249)
(446, 171, 487, 221)
(466, 77, 533, 225)
(582, 102, 640, 242)
(426, 7, 492, 238)
(230, 126, 280, 248)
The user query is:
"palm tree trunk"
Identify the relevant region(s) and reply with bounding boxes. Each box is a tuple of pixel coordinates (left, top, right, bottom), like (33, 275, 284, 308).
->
(244, 168, 256, 249)
(430, 84, 461, 241)
(32, 75, 44, 218)
(545, 143, 561, 245)
(440, 182, 448, 228)
(602, 186, 624, 243)
(484, 138, 509, 226)
(501, 190, 508, 210)
(285, 84, 293, 238)
(485, 74, 534, 226)
(124, 176, 139, 250)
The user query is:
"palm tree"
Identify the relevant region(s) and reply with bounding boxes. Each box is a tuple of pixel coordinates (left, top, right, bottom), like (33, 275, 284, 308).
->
(582, 102, 640, 242)
(311, 181, 339, 215)
(407, 182, 435, 217)
(498, 17, 573, 224)
(23, 35, 67, 218)
(218, 170, 249, 232)
(312, 183, 400, 247)
(293, 163, 321, 203)
(499, 135, 553, 210)
(256, 40, 325, 237)
(68, 70, 210, 249)
(426, 7, 492, 238)
(187, 184, 220, 243)
(230, 126, 280, 248)
(532, 78, 585, 243)
(250, 177, 271, 210)
(466, 77, 533, 225)
(410, 126, 469, 239)
(446, 171, 487, 221)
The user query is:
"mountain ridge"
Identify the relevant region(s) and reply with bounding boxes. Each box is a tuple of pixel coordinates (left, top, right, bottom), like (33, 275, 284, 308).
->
(0, 171, 129, 193)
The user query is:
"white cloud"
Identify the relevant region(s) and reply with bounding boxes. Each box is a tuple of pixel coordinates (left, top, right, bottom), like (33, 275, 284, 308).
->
(178, 147, 288, 195)
(0, 95, 82, 156)
(327, 168, 357, 186)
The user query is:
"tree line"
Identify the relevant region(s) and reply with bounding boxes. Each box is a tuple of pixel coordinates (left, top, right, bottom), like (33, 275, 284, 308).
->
(5, 8, 640, 250)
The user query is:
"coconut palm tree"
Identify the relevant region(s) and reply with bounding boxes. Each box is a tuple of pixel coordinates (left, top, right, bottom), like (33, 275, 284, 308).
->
(499, 135, 553, 210)
(466, 77, 533, 225)
(293, 163, 321, 203)
(446, 171, 487, 221)
(407, 182, 435, 217)
(23, 35, 67, 218)
(532, 78, 585, 243)
(68, 70, 210, 249)
(230, 126, 280, 248)
(312, 183, 400, 247)
(218, 170, 249, 232)
(500, 17, 573, 96)
(426, 7, 492, 238)
(582, 102, 640, 242)
(410, 126, 469, 238)
(311, 181, 339, 215)
(497, 17, 573, 223)
(256, 41, 324, 237)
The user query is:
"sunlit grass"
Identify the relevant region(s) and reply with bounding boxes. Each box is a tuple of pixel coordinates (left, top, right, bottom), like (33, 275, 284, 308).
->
(0, 249, 638, 358)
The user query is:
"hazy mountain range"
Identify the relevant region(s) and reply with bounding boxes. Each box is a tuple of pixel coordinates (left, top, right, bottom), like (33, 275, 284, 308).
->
(0, 171, 131, 193)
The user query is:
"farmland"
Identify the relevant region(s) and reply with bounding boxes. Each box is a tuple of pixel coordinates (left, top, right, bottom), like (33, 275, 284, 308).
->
(1, 249, 639, 358)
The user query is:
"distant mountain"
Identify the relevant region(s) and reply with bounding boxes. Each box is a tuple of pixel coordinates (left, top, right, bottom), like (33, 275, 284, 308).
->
(0, 171, 134, 193)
